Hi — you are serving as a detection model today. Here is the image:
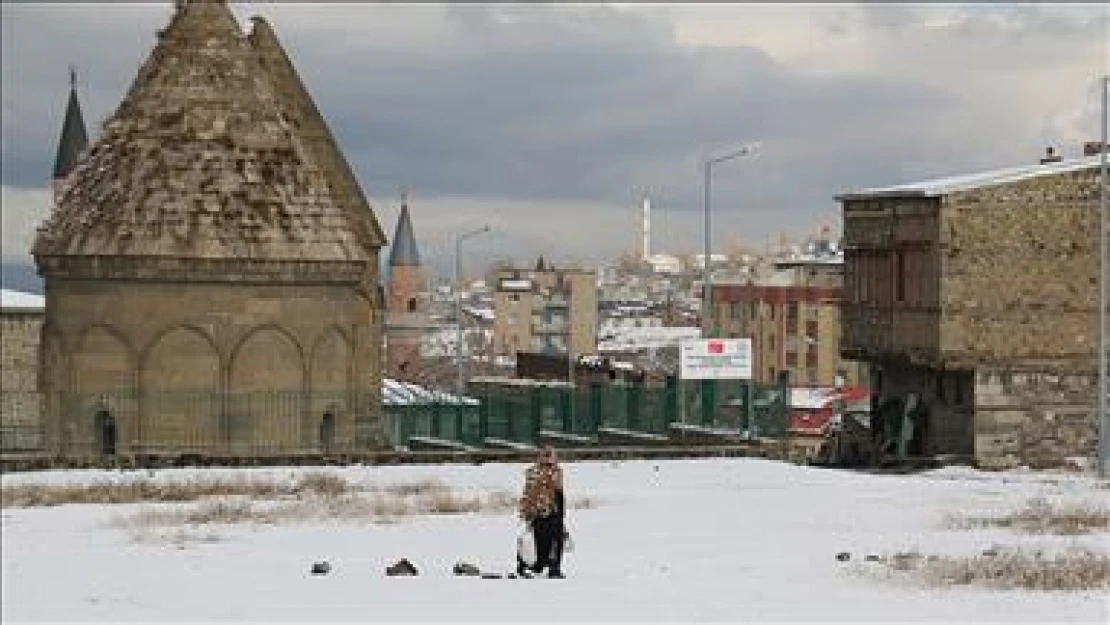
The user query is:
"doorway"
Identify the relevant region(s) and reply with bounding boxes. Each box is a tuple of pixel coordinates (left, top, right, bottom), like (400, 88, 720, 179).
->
(94, 410, 117, 456)
(319, 412, 336, 453)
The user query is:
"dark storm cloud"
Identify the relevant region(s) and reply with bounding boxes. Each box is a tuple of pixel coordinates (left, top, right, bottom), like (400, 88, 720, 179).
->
(1, 2, 952, 212)
(2, 2, 1105, 272)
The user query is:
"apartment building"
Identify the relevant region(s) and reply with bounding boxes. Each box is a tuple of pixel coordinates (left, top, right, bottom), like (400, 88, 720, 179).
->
(492, 259, 597, 359)
(712, 243, 867, 388)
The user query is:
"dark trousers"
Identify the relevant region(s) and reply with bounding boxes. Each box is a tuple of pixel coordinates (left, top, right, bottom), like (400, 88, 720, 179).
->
(531, 512, 564, 575)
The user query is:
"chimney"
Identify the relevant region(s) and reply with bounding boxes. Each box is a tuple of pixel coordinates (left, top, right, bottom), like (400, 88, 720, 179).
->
(1084, 141, 1108, 157)
(1039, 146, 1062, 165)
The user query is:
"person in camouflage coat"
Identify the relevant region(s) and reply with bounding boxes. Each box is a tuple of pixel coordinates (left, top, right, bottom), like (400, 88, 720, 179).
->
(518, 446, 566, 578)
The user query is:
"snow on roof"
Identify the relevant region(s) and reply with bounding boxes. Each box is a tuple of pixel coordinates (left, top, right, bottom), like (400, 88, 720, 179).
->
(790, 386, 870, 410)
(469, 376, 572, 388)
(0, 289, 45, 312)
(790, 387, 836, 410)
(382, 378, 478, 406)
(498, 279, 533, 291)
(598, 326, 700, 353)
(836, 154, 1102, 200)
(461, 305, 495, 322)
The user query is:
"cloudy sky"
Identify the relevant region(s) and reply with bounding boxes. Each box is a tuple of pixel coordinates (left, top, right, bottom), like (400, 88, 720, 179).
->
(2, 2, 1108, 281)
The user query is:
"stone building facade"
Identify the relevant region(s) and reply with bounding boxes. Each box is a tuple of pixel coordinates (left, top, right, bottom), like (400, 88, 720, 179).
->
(32, 0, 387, 458)
(838, 152, 1103, 468)
(0, 291, 46, 451)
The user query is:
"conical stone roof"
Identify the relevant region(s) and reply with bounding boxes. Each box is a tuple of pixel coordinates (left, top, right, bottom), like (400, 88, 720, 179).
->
(53, 72, 89, 180)
(388, 197, 420, 267)
(33, 0, 368, 265)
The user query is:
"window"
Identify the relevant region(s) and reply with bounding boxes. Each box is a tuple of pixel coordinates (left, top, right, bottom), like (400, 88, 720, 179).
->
(786, 302, 799, 334)
(806, 343, 819, 368)
(407, 298, 417, 312)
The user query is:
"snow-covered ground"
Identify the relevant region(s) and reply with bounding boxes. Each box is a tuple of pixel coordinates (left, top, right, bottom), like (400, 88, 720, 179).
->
(2, 459, 1107, 624)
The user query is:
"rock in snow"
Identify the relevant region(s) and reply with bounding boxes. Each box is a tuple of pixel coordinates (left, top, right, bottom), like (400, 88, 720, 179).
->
(386, 558, 419, 577)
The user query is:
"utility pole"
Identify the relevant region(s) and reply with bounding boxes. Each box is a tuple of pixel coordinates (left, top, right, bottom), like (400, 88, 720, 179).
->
(1099, 75, 1109, 478)
(455, 226, 490, 402)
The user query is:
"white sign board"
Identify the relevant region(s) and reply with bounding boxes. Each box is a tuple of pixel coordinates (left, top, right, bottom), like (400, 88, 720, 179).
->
(680, 338, 753, 380)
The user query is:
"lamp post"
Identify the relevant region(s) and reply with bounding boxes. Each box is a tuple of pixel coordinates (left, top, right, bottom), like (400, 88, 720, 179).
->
(455, 226, 490, 402)
(702, 142, 761, 338)
(1099, 75, 1108, 478)
(566, 283, 576, 432)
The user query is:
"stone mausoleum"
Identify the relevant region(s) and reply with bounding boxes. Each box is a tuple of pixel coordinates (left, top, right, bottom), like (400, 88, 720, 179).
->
(32, 0, 388, 457)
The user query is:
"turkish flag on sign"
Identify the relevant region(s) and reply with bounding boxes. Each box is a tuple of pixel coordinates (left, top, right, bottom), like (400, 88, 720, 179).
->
(708, 340, 725, 354)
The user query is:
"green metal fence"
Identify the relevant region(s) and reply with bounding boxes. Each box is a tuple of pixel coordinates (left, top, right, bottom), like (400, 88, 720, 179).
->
(1, 380, 792, 455)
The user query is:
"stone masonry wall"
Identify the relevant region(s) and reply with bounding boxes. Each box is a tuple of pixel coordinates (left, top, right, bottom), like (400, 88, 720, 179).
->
(1, 313, 44, 450)
(940, 167, 1100, 469)
(41, 278, 385, 457)
(939, 168, 1100, 368)
(974, 365, 1097, 469)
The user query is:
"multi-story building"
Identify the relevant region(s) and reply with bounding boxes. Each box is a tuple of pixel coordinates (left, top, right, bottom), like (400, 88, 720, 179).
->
(837, 149, 1103, 468)
(492, 259, 597, 359)
(712, 244, 866, 388)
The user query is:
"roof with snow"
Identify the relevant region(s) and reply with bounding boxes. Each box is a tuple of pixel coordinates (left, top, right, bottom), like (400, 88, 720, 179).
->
(382, 378, 477, 406)
(789, 386, 870, 411)
(461, 305, 495, 322)
(836, 154, 1103, 201)
(498, 279, 533, 292)
(598, 326, 701, 353)
(0, 289, 46, 313)
(0, 289, 45, 313)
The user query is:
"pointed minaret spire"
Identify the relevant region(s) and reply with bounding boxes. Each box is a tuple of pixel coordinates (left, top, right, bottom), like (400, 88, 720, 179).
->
(388, 188, 421, 267)
(52, 66, 90, 195)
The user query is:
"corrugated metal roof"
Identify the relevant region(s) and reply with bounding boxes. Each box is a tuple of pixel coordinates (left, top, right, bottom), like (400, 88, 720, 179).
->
(836, 154, 1103, 201)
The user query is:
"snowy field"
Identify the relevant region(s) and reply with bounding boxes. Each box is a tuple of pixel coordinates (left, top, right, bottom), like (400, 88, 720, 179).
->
(2, 458, 1107, 624)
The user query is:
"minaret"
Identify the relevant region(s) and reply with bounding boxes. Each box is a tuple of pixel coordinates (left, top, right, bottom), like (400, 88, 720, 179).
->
(51, 67, 89, 204)
(641, 192, 651, 262)
(385, 189, 428, 376)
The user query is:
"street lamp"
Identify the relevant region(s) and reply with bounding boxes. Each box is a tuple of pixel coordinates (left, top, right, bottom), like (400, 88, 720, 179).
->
(1099, 75, 1108, 478)
(455, 226, 491, 401)
(702, 142, 761, 338)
